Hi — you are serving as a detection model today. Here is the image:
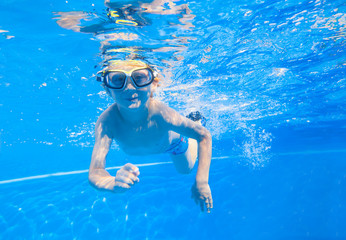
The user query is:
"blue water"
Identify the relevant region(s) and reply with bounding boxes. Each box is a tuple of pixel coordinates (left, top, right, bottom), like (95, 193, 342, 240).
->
(1, 0, 345, 239)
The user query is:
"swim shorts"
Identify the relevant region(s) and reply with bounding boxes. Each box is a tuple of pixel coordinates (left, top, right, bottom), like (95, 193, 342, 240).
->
(165, 136, 189, 155)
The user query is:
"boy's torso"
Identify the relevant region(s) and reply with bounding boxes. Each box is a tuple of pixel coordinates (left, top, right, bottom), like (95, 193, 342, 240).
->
(103, 100, 179, 155)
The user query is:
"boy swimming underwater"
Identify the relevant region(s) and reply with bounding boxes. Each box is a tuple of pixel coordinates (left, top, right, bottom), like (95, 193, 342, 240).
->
(88, 60, 213, 213)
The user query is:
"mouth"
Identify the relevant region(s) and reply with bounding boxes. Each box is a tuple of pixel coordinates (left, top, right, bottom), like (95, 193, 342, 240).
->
(127, 96, 139, 102)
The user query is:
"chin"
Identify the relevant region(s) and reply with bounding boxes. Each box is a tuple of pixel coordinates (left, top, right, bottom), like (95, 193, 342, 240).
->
(128, 100, 142, 109)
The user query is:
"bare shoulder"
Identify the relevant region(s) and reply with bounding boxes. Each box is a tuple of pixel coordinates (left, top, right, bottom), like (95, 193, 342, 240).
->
(95, 103, 120, 137)
(149, 99, 186, 127)
(96, 103, 116, 123)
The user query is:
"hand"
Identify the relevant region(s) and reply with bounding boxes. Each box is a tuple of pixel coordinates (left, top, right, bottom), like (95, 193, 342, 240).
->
(191, 181, 213, 213)
(113, 163, 140, 192)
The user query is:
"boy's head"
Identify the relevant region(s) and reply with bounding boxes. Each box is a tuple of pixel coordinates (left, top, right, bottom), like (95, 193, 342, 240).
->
(97, 59, 160, 106)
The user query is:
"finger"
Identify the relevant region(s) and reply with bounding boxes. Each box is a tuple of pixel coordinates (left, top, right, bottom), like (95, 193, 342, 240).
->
(209, 197, 213, 210)
(126, 171, 140, 183)
(206, 198, 212, 213)
(123, 163, 140, 176)
(118, 168, 140, 182)
(114, 181, 130, 189)
(190, 185, 197, 198)
(113, 182, 130, 193)
(192, 195, 198, 205)
(116, 175, 134, 185)
(199, 200, 204, 212)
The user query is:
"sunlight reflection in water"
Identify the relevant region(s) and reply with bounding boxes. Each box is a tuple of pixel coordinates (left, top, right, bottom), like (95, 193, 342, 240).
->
(38, 0, 346, 166)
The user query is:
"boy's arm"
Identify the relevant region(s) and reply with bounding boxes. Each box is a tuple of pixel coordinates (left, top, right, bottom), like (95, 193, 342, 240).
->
(160, 106, 212, 181)
(157, 103, 213, 211)
(89, 117, 139, 192)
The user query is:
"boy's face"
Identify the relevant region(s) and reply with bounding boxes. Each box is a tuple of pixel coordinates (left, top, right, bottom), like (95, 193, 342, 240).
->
(104, 63, 156, 109)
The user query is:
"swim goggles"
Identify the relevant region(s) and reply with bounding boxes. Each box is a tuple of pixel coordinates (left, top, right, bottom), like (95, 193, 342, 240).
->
(96, 67, 155, 90)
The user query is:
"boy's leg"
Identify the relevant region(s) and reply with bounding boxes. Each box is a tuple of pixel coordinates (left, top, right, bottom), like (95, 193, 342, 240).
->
(170, 138, 198, 174)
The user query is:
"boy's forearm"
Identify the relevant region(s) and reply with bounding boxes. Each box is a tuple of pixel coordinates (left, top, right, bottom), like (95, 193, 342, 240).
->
(195, 133, 212, 183)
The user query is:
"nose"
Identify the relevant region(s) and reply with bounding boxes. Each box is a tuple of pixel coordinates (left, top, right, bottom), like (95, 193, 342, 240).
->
(123, 76, 136, 90)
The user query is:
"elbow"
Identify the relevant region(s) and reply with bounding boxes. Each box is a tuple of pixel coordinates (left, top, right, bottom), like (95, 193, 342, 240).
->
(200, 129, 212, 145)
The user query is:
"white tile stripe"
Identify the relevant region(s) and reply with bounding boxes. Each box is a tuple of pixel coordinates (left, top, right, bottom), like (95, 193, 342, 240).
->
(0, 161, 172, 185)
(0, 149, 345, 185)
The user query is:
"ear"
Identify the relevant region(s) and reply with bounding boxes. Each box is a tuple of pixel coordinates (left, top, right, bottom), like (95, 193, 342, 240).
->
(152, 80, 158, 88)
(150, 83, 157, 98)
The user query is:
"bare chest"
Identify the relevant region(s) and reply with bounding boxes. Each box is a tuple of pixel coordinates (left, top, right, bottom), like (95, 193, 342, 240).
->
(114, 120, 169, 155)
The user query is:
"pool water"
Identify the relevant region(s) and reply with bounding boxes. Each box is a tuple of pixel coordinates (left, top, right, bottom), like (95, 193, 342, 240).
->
(1, 0, 345, 239)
